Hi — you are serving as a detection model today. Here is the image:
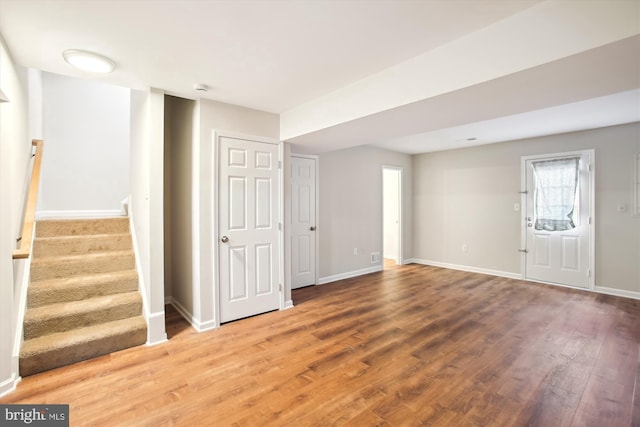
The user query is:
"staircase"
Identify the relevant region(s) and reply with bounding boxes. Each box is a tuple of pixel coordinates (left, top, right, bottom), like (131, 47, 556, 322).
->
(20, 217, 147, 376)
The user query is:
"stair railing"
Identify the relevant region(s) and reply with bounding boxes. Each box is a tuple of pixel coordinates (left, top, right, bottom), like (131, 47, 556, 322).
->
(13, 139, 44, 259)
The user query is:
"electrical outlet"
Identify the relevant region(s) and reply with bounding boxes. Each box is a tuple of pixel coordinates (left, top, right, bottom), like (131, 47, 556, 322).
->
(353, 248, 358, 255)
(371, 252, 381, 263)
(462, 244, 468, 253)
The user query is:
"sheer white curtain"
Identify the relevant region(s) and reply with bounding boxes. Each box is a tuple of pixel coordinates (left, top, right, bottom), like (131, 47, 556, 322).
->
(532, 157, 579, 231)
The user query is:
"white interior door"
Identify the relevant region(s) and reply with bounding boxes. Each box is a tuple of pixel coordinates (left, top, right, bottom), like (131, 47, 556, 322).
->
(219, 136, 280, 323)
(291, 156, 316, 289)
(523, 151, 593, 289)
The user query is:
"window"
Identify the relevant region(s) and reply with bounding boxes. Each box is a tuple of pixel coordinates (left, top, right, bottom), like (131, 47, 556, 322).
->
(532, 157, 580, 231)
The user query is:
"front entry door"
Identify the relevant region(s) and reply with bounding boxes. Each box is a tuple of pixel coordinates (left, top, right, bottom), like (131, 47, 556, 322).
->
(219, 136, 280, 323)
(523, 150, 593, 289)
(291, 156, 316, 289)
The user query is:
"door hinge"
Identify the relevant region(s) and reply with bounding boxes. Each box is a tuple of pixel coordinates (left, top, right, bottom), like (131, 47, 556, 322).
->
(588, 217, 592, 225)
(518, 249, 528, 253)
(518, 191, 528, 194)
(588, 163, 592, 172)
(278, 160, 282, 169)
(588, 269, 592, 277)
(278, 222, 282, 231)
(279, 283, 283, 292)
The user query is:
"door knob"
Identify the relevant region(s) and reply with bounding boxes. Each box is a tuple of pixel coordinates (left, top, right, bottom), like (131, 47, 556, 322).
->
(221, 236, 229, 243)
(309, 226, 316, 231)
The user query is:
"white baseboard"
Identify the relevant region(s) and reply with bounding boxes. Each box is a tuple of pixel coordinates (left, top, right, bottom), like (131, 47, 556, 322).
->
(283, 299, 294, 310)
(408, 259, 640, 300)
(11, 257, 31, 390)
(0, 374, 19, 398)
(146, 311, 168, 346)
(36, 209, 124, 219)
(170, 298, 218, 332)
(407, 258, 521, 280)
(319, 265, 383, 285)
(594, 286, 640, 300)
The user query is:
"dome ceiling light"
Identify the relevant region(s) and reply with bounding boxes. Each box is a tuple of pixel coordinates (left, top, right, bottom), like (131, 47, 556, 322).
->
(62, 49, 115, 73)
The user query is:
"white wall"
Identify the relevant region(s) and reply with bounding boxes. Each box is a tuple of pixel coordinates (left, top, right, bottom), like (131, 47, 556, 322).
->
(0, 34, 31, 396)
(412, 123, 640, 296)
(317, 145, 412, 281)
(129, 88, 166, 345)
(38, 72, 130, 217)
(187, 98, 279, 330)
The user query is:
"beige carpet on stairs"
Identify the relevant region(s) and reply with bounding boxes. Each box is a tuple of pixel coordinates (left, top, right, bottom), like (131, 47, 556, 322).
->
(20, 217, 147, 377)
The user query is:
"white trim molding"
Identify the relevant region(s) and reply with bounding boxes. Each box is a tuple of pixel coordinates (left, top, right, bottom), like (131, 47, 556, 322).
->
(36, 209, 125, 219)
(408, 259, 640, 301)
(129, 209, 167, 345)
(169, 298, 217, 333)
(145, 311, 169, 346)
(0, 374, 20, 398)
(408, 258, 521, 280)
(319, 265, 383, 285)
(594, 286, 640, 300)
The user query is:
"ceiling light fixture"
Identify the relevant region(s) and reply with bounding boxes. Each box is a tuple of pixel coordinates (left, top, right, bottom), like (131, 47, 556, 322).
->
(62, 49, 115, 73)
(193, 83, 209, 92)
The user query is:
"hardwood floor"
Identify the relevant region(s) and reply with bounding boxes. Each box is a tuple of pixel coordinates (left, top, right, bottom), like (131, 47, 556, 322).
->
(2, 263, 639, 426)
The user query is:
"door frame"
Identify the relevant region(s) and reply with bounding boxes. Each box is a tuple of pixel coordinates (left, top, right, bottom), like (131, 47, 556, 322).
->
(212, 130, 285, 327)
(520, 149, 595, 290)
(290, 154, 319, 287)
(381, 165, 403, 266)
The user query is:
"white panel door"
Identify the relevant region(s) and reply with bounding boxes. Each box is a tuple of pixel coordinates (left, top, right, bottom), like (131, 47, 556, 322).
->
(524, 151, 592, 289)
(291, 156, 316, 289)
(219, 137, 280, 323)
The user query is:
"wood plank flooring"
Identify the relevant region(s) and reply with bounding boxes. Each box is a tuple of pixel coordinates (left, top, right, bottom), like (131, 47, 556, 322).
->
(2, 263, 639, 426)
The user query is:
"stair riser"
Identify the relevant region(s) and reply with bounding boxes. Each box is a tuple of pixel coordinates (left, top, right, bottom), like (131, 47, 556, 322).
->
(31, 254, 135, 281)
(33, 235, 132, 257)
(36, 218, 130, 237)
(28, 277, 138, 308)
(24, 300, 143, 340)
(20, 323, 147, 377)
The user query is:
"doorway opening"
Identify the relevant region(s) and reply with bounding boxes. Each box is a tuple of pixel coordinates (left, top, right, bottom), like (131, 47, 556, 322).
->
(382, 166, 403, 269)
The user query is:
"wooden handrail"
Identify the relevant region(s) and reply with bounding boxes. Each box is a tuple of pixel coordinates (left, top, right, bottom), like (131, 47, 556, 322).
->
(13, 139, 43, 259)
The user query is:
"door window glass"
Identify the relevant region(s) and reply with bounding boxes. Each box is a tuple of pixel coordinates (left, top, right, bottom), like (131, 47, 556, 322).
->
(532, 157, 579, 231)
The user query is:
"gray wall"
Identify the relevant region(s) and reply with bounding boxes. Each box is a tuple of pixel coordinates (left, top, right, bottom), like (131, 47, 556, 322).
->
(412, 123, 640, 294)
(317, 145, 413, 280)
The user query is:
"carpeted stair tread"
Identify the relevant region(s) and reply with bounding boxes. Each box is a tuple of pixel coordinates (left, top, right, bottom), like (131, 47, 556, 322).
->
(33, 233, 132, 257)
(28, 270, 139, 308)
(36, 217, 130, 237)
(24, 291, 143, 340)
(20, 316, 147, 376)
(21, 217, 147, 377)
(30, 250, 135, 281)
